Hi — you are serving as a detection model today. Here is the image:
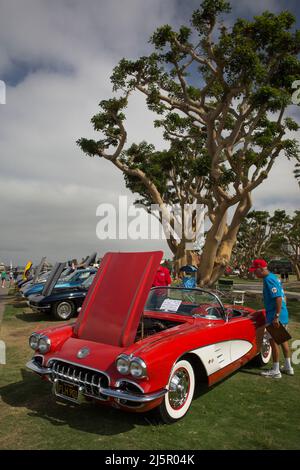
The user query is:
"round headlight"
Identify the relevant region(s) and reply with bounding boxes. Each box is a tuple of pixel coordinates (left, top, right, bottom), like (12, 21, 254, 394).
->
(130, 358, 147, 378)
(29, 333, 40, 350)
(116, 355, 130, 374)
(38, 336, 51, 354)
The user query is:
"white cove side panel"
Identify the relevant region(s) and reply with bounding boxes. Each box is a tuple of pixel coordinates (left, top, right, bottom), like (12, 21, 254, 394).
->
(230, 340, 252, 362)
(192, 340, 253, 376)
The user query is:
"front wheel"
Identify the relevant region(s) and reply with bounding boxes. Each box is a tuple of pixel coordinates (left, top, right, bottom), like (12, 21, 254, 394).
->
(158, 359, 195, 424)
(53, 301, 75, 321)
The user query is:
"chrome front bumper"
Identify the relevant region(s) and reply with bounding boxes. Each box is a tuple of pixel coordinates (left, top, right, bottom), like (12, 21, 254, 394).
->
(26, 359, 52, 375)
(26, 358, 167, 403)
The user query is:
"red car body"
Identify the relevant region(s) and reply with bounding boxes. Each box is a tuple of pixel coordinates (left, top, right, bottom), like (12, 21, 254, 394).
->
(27, 251, 271, 423)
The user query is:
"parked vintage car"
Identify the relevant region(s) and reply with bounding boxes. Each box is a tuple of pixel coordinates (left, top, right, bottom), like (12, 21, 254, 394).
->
(26, 251, 271, 423)
(20, 271, 51, 294)
(23, 267, 96, 298)
(28, 273, 96, 320)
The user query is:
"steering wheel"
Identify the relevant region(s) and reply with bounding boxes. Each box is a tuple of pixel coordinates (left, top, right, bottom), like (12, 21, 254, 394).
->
(191, 306, 209, 316)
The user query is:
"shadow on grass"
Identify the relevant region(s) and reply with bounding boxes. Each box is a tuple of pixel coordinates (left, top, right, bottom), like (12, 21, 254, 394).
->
(0, 369, 163, 433)
(239, 368, 264, 376)
(15, 312, 58, 323)
(0, 294, 13, 302)
(7, 299, 29, 309)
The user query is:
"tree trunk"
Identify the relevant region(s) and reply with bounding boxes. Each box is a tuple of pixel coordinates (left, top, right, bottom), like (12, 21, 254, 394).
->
(173, 242, 199, 273)
(197, 194, 252, 287)
(198, 204, 228, 286)
(294, 262, 300, 281)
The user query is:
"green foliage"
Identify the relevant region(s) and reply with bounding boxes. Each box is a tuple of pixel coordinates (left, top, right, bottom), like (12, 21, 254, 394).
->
(251, 86, 291, 111)
(294, 162, 300, 187)
(281, 139, 300, 160)
(191, 0, 231, 34)
(76, 138, 104, 157)
(233, 209, 288, 272)
(77, 97, 128, 154)
(266, 211, 300, 276)
(108, 0, 300, 164)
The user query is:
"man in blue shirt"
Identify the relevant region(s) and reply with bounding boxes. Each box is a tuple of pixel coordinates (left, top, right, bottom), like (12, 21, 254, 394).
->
(249, 259, 294, 379)
(179, 265, 197, 289)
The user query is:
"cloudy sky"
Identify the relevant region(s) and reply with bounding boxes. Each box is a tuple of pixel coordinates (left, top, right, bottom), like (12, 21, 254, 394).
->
(0, 0, 299, 266)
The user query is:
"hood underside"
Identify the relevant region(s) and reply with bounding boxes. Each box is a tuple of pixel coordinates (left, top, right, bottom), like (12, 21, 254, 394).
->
(74, 251, 163, 347)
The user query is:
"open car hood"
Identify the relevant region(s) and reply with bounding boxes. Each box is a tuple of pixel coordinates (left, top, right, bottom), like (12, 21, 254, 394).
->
(42, 262, 66, 297)
(32, 256, 47, 284)
(74, 251, 163, 347)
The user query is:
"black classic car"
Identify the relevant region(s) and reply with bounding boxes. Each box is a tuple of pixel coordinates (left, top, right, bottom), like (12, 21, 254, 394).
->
(28, 264, 96, 320)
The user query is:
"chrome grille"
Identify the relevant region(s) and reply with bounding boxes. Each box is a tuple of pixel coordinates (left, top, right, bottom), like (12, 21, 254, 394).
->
(49, 360, 109, 401)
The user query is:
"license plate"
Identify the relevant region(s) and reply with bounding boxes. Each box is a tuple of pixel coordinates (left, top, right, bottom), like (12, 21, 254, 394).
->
(55, 381, 79, 401)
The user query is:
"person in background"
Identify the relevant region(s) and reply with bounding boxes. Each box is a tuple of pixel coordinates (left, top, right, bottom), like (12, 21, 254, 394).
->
(284, 270, 289, 283)
(13, 268, 18, 281)
(9, 270, 14, 287)
(179, 265, 197, 288)
(152, 260, 172, 287)
(280, 270, 285, 283)
(249, 259, 294, 378)
(1, 270, 7, 288)
(149, 260, 172, 310)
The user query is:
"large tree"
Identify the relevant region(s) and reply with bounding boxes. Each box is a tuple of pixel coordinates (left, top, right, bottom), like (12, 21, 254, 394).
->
(78, 0, 300, 286)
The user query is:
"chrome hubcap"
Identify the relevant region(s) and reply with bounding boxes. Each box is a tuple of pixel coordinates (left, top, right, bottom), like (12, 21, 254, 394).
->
(168, 368, 190, 410)
(262, 335, 271, 358)
(57, 302, 72, 319)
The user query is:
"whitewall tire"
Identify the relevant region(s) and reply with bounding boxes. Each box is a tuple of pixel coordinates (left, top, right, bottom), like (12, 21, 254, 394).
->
(158, 359, 195, 424)
(253, 330, 272, 366)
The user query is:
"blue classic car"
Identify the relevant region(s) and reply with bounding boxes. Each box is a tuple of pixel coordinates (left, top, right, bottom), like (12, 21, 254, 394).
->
(28, 272, 96, 320)
(23, 267, 96, 298)
(20, 267, 77, 296)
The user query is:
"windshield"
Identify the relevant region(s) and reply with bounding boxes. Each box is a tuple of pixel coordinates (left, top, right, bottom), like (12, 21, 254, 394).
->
(82, 273, 96, 288)
(36, 271, 50, 282)
(60, 267, 74, 278)
(59, 268, 79, 282)
(145, 287, 225, 320)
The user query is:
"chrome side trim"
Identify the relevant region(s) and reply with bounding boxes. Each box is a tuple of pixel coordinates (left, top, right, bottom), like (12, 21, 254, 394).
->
(30, 304, 51, 310)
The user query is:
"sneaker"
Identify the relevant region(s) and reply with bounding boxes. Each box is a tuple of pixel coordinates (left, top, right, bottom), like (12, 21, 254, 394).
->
(280, 366, 294, 376)
(261, 369, 282, 379)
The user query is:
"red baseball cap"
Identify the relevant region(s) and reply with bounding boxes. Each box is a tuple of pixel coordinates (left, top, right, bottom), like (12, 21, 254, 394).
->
(249, 259, 268, 272)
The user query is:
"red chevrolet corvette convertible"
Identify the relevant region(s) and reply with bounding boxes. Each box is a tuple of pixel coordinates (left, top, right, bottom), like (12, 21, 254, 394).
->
(26, 251, 271, 423)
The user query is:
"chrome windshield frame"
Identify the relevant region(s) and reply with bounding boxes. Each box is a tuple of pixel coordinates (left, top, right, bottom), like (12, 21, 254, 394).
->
(146, 286, 227, 321)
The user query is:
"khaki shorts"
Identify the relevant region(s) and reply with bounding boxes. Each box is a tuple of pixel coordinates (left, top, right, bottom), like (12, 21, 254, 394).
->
(265, 323, 288, 340)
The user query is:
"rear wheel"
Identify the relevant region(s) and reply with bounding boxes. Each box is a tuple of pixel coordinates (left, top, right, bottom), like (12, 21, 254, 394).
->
(158, 359, 195, 424)
(53, 301, 75, 321)
(253, 330, 272, 367)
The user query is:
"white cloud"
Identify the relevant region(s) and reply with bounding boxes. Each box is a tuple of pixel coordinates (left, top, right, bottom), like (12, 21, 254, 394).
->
(0, 0, 299, 266)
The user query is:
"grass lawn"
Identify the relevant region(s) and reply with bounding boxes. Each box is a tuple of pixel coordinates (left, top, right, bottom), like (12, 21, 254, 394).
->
(0, 295, 300, 450)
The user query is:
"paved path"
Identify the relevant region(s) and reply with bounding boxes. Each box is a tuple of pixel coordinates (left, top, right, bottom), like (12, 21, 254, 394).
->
(234, 283, 300, 301)
(0, 287, 9, 327)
